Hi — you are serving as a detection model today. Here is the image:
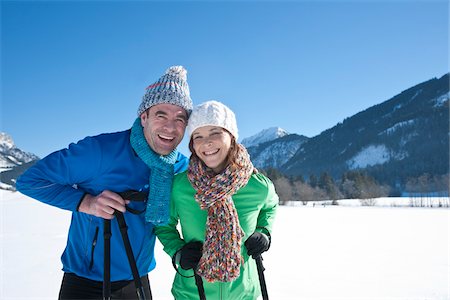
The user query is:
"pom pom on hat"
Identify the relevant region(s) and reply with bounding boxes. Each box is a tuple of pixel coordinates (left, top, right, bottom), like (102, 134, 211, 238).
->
(187, 100, 238, 140)
(164, 65, 187, 81)
(137, 65, 193, 116)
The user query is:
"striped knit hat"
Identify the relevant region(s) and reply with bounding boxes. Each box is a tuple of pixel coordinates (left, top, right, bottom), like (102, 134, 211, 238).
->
(137, 66, 193, 116)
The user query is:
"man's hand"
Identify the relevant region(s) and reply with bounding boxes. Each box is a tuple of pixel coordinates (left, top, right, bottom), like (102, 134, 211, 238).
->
(78, 190, 130, 219)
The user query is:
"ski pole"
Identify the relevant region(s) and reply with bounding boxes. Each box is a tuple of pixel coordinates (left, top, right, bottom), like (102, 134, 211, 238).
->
(103, 219, 112, 300)
(102, 190, 152, 300)
(115, 211, 148, 300)
(194, 272, 206, 300)
(255, 254, 269, 300)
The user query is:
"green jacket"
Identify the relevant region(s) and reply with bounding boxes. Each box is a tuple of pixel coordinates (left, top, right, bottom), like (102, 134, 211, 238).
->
(155, 171, 278, 300)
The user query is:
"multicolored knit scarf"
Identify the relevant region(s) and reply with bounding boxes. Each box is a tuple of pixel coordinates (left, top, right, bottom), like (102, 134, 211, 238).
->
(130, 118, 177, 225)
(188, 144, 254, 282)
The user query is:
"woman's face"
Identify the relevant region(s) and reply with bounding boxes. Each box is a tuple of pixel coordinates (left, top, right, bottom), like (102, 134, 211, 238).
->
(191, 126, 232, 173)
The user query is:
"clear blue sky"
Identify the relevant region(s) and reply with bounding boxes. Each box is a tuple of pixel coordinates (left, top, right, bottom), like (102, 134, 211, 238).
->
(1, 0, 448, 158)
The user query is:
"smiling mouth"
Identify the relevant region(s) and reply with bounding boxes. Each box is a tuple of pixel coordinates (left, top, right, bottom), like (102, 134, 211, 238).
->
(158, 134, 175, 142)
(203, 149, 220, 156)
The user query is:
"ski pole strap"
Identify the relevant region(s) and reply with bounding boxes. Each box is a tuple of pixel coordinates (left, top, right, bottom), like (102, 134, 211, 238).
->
(194, 272, 206, 300)
(118, 190, 148, 201)
(171, 250, 204, 299)
(114, 211, 149, 300)
(255, 255, 269, 300)
(117, 190, 149, 215)
(103, 219, 112, 300)
(171, 250, 195, 278)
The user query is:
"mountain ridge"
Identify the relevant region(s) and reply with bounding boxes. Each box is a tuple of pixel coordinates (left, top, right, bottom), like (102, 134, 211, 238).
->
(2, 74, 448, 192)
(260, 73, 449, 190)
(241, 127, 289, 148)
(0, 132, 39, 190)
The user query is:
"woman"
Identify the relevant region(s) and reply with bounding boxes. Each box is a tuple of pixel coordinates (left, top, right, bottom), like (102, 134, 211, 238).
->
(155, 100, 278, 300)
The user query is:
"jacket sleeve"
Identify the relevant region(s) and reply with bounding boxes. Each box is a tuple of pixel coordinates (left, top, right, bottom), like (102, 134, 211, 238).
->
(154, 193, 185, 258)
(174, 152, 189, 174)
(256, 176, 279, 235)
(16, 136, 102, 212)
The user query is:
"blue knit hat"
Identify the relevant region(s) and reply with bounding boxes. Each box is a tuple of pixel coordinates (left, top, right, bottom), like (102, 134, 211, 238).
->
(137, 66, 193, 116)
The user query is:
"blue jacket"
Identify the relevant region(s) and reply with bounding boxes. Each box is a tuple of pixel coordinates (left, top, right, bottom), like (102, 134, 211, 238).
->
(16, 129, 189, 281)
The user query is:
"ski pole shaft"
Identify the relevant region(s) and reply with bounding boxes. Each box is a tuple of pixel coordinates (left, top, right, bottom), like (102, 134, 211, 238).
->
(115, 211, 148, 300)
(194, 272, 206, 300)
(255, 255, 269, 300)
(103, 219, 112, 300)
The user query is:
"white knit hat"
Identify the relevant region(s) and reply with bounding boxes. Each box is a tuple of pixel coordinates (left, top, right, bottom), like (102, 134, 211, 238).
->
(186, 100, 238, 140)
(137, 66, 193, 116)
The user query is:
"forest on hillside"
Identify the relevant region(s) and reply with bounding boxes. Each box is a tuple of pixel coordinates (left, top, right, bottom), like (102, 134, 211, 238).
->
(262, 168, 449, 206)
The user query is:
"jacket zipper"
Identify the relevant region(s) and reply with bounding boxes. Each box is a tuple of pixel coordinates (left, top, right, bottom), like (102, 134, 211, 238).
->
(89, 226, 99, 270)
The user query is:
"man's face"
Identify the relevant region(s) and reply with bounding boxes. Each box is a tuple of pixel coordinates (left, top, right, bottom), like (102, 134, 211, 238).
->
(140, 103, 188, 155)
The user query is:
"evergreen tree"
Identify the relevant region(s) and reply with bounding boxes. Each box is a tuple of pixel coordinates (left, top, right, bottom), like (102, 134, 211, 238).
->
(309, 174, 318, 188)
(318, 172, 341, 200)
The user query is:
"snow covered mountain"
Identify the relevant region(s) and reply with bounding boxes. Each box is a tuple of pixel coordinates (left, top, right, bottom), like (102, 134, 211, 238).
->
(240, 74, 449, 192)
(0, 132, 39, 190)
(281, 73, 449, 188)
(241, 127, 288, 148)
(0, 132, 38, 170)
(246, 133, 309, 169)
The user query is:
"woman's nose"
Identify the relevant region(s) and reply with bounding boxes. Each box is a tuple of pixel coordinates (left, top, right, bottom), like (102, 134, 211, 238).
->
(202, 137, 213, 146)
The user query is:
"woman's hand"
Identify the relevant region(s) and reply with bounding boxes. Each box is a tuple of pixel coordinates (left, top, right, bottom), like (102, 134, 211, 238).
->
(245, 232, 270, 258)
(179, 241, 203, 270)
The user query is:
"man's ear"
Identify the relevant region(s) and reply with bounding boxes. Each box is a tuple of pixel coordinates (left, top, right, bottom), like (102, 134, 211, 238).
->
(140, 111, 147, 126)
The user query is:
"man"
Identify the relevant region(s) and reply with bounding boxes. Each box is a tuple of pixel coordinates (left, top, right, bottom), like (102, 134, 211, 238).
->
(16, 65, 193, 299)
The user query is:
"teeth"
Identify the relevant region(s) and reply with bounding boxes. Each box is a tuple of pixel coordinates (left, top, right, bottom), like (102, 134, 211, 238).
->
(204, 149, 219, 155)
(159, 134, 174, 141)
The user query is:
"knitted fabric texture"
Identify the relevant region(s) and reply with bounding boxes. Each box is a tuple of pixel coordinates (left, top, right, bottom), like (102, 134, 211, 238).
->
(130, 118, 177, 225)
(137, 66, 193, 117)
(187, 144, 254, 282)
(186, 100, 238, 140)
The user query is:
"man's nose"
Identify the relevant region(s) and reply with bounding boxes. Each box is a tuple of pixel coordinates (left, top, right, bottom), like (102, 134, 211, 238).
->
(163, 119, 177, 131)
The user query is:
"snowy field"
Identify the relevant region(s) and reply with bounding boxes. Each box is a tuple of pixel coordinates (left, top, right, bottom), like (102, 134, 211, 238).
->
(1, 190, 449, 300)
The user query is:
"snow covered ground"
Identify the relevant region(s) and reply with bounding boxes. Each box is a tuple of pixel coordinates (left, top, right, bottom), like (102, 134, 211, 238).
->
(1, 190, 449, 299)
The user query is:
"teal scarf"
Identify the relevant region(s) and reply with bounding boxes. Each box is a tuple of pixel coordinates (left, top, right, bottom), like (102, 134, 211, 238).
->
(130, 118, 177, 225)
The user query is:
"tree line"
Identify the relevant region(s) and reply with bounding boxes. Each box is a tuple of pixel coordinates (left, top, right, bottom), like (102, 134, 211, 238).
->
(261, 168, 449, 206)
